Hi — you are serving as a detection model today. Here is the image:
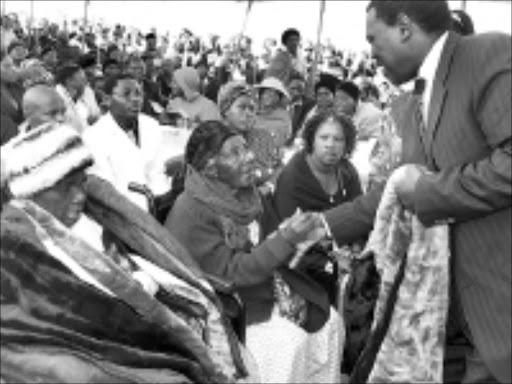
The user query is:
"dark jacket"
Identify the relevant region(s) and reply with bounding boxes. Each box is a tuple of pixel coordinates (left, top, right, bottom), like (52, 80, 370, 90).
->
(274, 151, 363, 222)
(325, 32, 512, 383)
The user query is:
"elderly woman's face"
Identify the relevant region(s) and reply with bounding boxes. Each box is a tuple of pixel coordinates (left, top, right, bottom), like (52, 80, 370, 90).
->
(225, 94, 256, 133)
(31, 170, 88, 227)
(312, 119, 346, 167)
(214, 135, 256, 190)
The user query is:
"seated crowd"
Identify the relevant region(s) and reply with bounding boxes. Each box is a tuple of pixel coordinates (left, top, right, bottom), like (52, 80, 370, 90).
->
(3, 3, 508, 384)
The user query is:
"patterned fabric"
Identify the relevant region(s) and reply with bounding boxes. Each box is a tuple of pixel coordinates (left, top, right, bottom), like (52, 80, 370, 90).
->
(354, 167, 450, 383)
(367, 113, 403, 192)
(273, 272, 308, 327)
(247, 127, 282, 181)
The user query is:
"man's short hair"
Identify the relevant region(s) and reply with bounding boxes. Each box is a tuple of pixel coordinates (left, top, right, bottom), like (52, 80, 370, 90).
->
(79, 54, 97, 69)
(55, 63, 82, 85)
(103, 74, 137, 96)
(102, 58, 120, 73)
(281, 28, 301, 46)
(367, 0, 452, 35)
(451, 9, 475, 36)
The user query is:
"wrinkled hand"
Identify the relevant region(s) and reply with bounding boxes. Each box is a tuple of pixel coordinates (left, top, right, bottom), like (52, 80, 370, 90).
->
(394, 164, 426, 211)
(280, 210, 326, 245)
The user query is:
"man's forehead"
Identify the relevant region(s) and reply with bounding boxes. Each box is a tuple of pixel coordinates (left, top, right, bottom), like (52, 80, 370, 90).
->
(116, 78, 141, 90)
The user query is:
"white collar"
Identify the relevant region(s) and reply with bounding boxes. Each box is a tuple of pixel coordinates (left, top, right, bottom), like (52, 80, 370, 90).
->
(418, 32, 449, 83)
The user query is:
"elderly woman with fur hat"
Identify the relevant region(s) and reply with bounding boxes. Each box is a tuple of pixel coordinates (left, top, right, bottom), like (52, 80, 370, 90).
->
(0, 122, 259, 383)
(167, 67, 221, 129)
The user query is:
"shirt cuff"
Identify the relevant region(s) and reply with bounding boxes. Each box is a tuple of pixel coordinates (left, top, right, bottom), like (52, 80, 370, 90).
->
(319, 213, 340, 250)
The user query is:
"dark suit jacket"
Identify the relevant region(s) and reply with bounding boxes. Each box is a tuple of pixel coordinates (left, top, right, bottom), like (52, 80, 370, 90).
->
(325, 32, 511, 382)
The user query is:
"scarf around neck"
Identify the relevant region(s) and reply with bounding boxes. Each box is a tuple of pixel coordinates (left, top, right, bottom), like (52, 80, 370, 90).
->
(185, 167, 263, 226)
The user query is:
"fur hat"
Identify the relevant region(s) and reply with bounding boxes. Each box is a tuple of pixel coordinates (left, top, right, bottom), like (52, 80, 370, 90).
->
(1, 122, 93, 199)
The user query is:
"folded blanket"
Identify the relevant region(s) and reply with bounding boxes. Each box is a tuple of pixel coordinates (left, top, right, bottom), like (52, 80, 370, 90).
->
(1, 204, 216, 383)
(350, 167, 450, 383)
(82, 176, 249, 380)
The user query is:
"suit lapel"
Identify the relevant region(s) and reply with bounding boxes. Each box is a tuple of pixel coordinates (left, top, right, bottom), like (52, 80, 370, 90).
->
(425, 33, 461, 154)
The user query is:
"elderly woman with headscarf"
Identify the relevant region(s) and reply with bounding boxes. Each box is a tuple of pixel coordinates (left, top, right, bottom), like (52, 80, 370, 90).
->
(0, 122, 258, 383)
(167, 67, 221, 129)
(217, 81, 282, 185)
(165, 121, 344, 384)
(253, 77, 292, 150)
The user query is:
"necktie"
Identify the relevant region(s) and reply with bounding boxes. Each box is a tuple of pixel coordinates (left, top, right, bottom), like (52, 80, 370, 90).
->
(413, 78, 427, 132)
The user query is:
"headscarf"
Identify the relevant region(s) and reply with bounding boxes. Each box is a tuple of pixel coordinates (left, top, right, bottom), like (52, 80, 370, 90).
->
(217, 81, 252, 117)
(173, 67, 201, 101)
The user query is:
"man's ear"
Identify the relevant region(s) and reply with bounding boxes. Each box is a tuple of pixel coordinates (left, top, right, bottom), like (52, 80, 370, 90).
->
(396, 13, 414, 43)
(203, 158, 218, 179)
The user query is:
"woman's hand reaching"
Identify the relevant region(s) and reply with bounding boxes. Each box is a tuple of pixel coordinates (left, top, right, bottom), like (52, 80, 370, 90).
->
(280, 210, 327, 246)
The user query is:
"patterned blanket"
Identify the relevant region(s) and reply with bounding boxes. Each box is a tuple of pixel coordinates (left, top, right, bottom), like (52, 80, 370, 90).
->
(351, 167, 451, 383)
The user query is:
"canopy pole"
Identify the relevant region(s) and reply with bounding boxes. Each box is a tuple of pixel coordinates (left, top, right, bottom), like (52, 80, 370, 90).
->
(83, 0, 90, 51)
(307, 0, 326, 98)
(28, 0, 34, 37)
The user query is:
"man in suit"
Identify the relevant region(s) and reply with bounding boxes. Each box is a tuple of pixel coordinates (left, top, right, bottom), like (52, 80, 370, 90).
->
(323, 1, 511, 383)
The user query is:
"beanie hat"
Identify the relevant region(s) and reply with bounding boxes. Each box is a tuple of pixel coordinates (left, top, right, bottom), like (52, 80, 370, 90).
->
(336, 81, 361, 102)
(1, 122, 93, 199)
(217, 81, 252, 116)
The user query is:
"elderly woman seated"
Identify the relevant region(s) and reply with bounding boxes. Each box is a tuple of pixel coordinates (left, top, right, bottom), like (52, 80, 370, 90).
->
(0, 122, 258, 383)
(165, 120, 344, 383)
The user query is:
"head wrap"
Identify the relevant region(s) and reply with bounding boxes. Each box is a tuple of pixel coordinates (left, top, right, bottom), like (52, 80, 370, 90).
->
(173, 67, 201, 101)
(217, 81, 252, 116)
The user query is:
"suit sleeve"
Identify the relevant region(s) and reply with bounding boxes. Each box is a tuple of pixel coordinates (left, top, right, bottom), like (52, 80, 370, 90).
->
(414, 42, 512, 226)
(324, 184, 383, 245)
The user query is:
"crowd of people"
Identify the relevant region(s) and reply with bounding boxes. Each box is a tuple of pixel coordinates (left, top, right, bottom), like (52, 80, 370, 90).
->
(1, 1, 510, 383)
